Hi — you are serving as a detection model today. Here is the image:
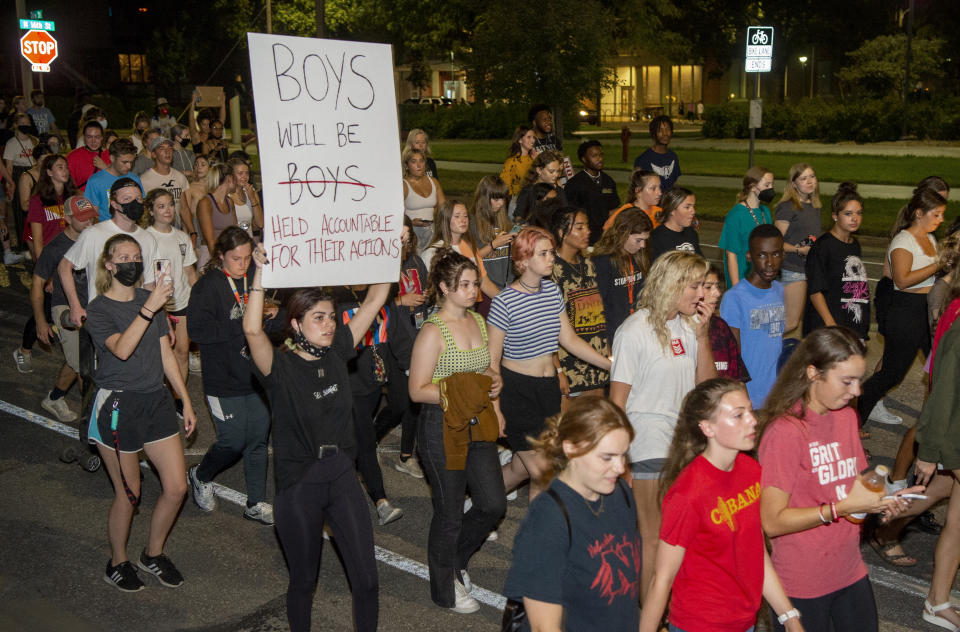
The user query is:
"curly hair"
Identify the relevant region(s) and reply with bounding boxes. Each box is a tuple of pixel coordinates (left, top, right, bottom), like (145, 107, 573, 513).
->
(424, 248, 479, 306)
(639, 250, 710, 351)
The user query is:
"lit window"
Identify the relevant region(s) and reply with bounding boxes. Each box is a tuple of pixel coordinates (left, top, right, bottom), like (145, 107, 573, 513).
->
(118, 54, 150, 83)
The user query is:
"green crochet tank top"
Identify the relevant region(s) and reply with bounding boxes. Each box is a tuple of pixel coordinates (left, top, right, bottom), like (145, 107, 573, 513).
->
(427, 311, 490, 383)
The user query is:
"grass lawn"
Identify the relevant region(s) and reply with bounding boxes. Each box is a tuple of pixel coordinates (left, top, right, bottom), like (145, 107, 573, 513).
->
(439, 168, 906, 237)
(430, 139, 960, 187)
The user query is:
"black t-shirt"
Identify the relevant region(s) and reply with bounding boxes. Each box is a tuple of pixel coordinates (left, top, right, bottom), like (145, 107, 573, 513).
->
(564, 170, 621, 245)
(504, 478, 641, 632)
(392, 253, 433, 330)
(633, 148, 681, 191)
(803, 232, 871, 339)
(592, 254, 643, 348)
(334, 291, 413, 395)
(34, 231, 88, 308)
(86, 288, 170, 391)
(514, 184, 566, 224)
(252, 325, 357, 491)
(425, 157, 439, 180)
(650, 224, 702, 262)
(533, 133, 562, 154)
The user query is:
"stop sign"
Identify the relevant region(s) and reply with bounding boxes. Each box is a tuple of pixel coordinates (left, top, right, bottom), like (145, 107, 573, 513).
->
(20, 30, 58, 73)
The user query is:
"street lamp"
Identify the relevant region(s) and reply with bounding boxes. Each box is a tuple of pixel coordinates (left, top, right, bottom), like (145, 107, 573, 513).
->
(798, 56, 808, 99)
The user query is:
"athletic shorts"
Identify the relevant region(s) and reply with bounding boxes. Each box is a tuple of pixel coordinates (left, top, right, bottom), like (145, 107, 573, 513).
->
(51, 305, 80, 373)
(631, 458, 667, 480)
(780, 268, 806, 284)
(87, 388, 179, 453)
(499, 366, 562, 452)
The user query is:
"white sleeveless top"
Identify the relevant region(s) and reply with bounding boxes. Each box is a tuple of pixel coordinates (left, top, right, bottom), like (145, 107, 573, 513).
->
(888, 230, 937, 290)
(403, 177, 437, 221)
(234, 190, 254, 236)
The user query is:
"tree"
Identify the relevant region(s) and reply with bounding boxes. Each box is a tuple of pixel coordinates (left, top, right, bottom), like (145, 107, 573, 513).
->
(837, 34, 944, 98)
(146, 25, 201, 89)
(461, 0, 616, 137)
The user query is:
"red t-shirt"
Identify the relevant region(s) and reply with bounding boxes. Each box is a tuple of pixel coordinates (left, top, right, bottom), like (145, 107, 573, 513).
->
(758, 405, 867, 598)
(660, 453, 764, 632)
(26, 195, 66, 246)
(66, 146, 110, 191)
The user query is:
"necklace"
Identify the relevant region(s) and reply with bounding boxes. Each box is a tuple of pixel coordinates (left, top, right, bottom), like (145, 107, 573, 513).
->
(745, 204, 762, 226)
(586, 170, 601, 185)
(517, 278, 541, 293)
(584, 495, 604, 517)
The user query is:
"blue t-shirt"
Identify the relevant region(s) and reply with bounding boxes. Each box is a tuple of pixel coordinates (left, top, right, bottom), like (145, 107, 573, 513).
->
(504, 478, 641, 632)
(487, 280, 565, 360)
(633, 147, 681, 191)
(720, 279, 785, 407)
(84, 170, 145, 222)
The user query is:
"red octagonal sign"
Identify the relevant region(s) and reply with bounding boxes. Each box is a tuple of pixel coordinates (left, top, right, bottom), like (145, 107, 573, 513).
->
(20, 30, 58, 73)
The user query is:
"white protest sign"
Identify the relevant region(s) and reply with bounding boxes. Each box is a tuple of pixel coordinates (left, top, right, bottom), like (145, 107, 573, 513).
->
(247, 32, 404, 287)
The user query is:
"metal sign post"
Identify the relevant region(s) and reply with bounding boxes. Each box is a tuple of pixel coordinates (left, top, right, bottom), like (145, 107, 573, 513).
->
(745, 26, 773, 167)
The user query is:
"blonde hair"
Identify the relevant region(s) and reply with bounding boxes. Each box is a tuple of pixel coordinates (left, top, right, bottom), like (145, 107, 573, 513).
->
(404, 128, 432, 158)
(639, 250, 710, 351)
(530, 397, 633, 482)
(777, 162, 822, 210)
(95, 234, 141, 295)
(204, 162, 233, 193)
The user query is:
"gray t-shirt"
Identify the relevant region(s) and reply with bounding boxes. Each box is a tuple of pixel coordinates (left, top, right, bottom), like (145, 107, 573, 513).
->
(86, 288, 169, 391)
(775, 200, 822, 272)
(33, 231, 88, 308)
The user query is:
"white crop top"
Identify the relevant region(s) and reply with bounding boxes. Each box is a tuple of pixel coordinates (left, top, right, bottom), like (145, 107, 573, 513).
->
(888, 230, 937, 290)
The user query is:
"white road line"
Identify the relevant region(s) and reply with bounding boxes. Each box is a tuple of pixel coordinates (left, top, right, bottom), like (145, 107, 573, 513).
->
(3, 397, 507, 610)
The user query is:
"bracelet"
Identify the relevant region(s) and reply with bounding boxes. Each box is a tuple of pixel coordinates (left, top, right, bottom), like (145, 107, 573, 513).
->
(830, 501, 839, 522)
(817, 504, 829, 525)
(142, 306, 155, 314)
(777, 608, 801, 624)
(137, 310, 153, 322)
(249, 288, 264, 292)
(189, 232, 197, 236)
(555, 366, 563, 374)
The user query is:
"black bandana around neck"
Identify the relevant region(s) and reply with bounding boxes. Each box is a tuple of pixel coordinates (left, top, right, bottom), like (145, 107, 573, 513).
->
(293, 329, 329, 359)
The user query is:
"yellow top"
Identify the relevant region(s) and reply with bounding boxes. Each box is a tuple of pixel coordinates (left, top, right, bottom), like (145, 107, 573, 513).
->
(500, 155, 534, 197)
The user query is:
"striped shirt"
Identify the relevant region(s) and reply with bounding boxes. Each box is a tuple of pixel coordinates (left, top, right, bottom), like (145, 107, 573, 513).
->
(487, 280, 565, 360)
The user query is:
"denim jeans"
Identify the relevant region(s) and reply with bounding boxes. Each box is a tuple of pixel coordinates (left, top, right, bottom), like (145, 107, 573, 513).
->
(418, 403, 506, 607)
(196, 392, 271, 505)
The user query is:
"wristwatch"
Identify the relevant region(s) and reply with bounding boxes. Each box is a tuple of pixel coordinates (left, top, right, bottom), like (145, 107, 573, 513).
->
(778, 608, 801, 624)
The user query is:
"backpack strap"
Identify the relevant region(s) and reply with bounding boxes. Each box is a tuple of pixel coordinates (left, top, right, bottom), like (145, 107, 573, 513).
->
(545, 487, 572, 552)
(617, 478, 632, 508)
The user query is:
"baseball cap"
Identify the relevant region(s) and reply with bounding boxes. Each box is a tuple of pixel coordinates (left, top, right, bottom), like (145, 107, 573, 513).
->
(149, 136, 174, 151)
(110, 177, 143, 196)
(64, 196, 99, 222)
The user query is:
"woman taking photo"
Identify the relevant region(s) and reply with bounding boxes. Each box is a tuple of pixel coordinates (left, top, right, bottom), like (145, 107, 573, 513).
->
(196, 162, 237, 268)
(243, 247, 387, 632)
(503, 397, 640, 631)
(227, 157, 262, 237)
(514, 150, 564, 223)
(759, 327, 918, 631)
(408, 250, 506, 614)
(604, 169, 661, 231)
(403, 148, 444, 249)
(548, 206, 610, 404)
(857, 186, 945, 427)
(641, 378, 802, 632)
(609, 250, 714, 603)
(487, 227, 611, 502)
(85, 233, 196, 592)
(500, 125, 537, 197)
(470, 175, 515, 290)
(774, 163, 822, 334)
(719, 165, 775, 287)
(421, 199, 500, 303)
(650, 187, 702, 261)
(592, 207, 652, 347)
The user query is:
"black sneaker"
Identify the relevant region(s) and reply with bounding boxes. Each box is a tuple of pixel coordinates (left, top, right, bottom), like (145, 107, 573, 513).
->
(104, 560, 144, 592)
(915, 510, 943, 535)
(137, 550, 184, 588)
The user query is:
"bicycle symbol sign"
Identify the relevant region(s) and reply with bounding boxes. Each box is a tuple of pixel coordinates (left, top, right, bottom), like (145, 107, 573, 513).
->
(751, 31, 768, 45)
(745, 26, 774, 73)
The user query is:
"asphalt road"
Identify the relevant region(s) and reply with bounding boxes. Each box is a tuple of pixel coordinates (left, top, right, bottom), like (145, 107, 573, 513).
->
(0, 221, 955, 631)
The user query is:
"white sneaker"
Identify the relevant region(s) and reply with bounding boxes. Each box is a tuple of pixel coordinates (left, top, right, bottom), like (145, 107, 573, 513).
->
(486, 530, 498, 541)
(42, 393, 76, 421)
(377, 500, 403, 525)
(12, 348, 32, 373)
(394, 457, 424, 479)
(189, 465, 216, 512)
(458, 569, 472, 592)
(869, 400, 903, 425)
(449, 579, 480, 614)
(188, 351, 202, 374)
(463, 497, 473, 513)
(3, 251, 24, 265)
(498, 448, 513, 466)
(243, 501, 275, 525)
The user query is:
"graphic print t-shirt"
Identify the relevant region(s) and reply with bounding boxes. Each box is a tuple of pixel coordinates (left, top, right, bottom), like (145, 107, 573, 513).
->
(634, 148, 681, 191)
(661, 454, 764, 632)
(803, 232, 870, 339)
(759, 406, 868, 599)
(552, 256, 609, 392)
(504, 479, 641, 632)
(720, 279, 785, 407)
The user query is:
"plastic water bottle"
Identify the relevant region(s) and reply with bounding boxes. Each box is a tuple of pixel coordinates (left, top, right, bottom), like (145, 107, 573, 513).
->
(846, 465, 889, 524)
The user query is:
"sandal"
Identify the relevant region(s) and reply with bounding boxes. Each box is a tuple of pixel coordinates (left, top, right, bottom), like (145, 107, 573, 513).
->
(868, 536, 917, 567)
(923, 599, 960, 631)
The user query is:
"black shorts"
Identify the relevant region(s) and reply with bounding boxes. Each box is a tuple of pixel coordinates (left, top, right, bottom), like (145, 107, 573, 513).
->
(87, 388, 180, 453)
(499, 366, 562, 452)
(168, 306, 188, 317)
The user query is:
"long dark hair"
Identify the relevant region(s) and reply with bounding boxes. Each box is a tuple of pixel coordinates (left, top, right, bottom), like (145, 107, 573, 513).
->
(591, 207, 652, 278)
(890, 186, 947, 238)
(285, 287, 336, 340)
(205, 225, 253, 273)
(656, 187, 694, 225)
(509, 125, 533, 157)
(425, 248, 479, 306)
(35, 155, 77, 206)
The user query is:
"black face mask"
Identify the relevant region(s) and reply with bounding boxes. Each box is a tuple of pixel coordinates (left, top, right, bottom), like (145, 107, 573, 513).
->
(179, 137, 189, 148)
(18, 125, 32, 134)
(758, 188, 776, 204)
(112, 261, 143, 287)
(119, 200, 144, 222)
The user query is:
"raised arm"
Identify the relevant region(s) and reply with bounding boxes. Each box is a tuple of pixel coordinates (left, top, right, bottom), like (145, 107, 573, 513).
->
(346, 283, 391, 346)
(104, 272, 174, 361)
(693, 304, 717, 383)
(243, 245, 274, 376)
(188, 92, 201, 144)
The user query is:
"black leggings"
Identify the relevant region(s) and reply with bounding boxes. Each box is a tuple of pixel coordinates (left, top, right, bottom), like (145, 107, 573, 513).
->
(858, 290, 930, 423)
(21, 292, 52, 351)
(771, 575, 877, 632)
(353, 388, 387, 502)
(373, 360, 418, 456)
(274, 454, 378, 632)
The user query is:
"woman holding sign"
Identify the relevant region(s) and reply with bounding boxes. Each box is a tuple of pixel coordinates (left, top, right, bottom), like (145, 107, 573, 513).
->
(244, 244, 389, 632)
